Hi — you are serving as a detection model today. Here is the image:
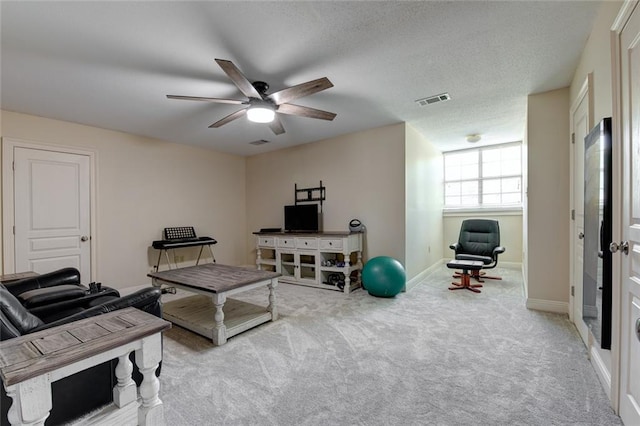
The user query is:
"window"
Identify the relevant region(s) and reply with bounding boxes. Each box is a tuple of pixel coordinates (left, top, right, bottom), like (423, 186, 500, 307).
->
(444, 142, 522, 208)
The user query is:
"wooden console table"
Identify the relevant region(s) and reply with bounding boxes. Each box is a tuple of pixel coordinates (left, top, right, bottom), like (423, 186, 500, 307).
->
(254, 231, 363, 294)
(0, 308, 171, 426)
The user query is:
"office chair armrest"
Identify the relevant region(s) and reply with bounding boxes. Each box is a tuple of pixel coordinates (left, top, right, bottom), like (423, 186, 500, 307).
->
(493, 246, 506, 256)
(449, 243, 460, 251)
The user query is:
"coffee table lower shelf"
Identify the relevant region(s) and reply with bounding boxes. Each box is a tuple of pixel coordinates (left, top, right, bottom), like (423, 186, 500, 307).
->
(163, 295, 273, 344)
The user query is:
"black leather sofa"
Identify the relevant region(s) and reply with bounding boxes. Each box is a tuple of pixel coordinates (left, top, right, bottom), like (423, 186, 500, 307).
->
(0, 268, 162, 425)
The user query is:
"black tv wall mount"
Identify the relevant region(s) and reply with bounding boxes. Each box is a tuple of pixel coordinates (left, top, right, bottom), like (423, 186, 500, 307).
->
(295, 181, 325, 212)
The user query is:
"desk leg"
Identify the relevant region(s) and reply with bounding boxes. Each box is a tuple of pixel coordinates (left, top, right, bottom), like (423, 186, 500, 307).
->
(154, 250, 162, 272)
(164, 250, 172, 270)
(5, 375, 52, 426)
(136, 333, 164, 426)
(113, 354, 136, 407)
(212, 293, 227, 346)
(207, 244, 216, 263)
(268, 278, 278, 321)
(195, 246, 204, 265)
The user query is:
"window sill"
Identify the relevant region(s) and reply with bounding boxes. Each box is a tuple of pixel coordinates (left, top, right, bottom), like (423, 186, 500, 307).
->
(443, 206, 523, 217)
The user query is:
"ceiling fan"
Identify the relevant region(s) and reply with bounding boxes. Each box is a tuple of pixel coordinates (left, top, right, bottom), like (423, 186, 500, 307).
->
(167, 59, 336, 135)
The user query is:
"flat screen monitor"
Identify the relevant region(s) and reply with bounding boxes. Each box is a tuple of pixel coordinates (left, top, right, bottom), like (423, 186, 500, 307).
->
(284, 204, 319, 233)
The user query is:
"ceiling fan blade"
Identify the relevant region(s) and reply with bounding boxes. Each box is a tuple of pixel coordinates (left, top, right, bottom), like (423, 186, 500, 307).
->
(208, 108, 247, 128)
(268, 77, 333, 105)
(215, 59, 263, 99)
(269, 116, 285, 135)
(166, 95, 246, 105)
(277, 103, 337, 121)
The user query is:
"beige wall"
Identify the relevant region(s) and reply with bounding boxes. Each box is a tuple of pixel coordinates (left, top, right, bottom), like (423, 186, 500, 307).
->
(246, 123, 407, 268)
(570, 1, 621, 125)
(526, 88, 571, 304)
(1, 110, 247, 289)
(443, 213, 523, 264)
(404, 124, 443, 282)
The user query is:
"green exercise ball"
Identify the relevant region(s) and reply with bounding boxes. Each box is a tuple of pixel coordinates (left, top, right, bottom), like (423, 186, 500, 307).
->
(362, 256, 406, 297)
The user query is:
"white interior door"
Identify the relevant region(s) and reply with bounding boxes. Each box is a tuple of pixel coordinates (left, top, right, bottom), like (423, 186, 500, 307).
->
(571, 81, 590, 343)
(14, 147, 91, 279)
(618, 2, 640, 424)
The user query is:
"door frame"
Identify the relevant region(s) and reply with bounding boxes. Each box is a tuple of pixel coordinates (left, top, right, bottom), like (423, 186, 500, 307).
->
(609, 0, 638, 413)
(1, 137, 98, 281)
(569, 73, 593, 330)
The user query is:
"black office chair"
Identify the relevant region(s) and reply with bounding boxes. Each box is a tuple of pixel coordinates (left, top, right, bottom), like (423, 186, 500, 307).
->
(449, 219, 505, 282)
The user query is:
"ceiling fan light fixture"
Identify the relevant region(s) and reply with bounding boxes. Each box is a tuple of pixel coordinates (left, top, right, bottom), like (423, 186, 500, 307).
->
(247, 105, 275, 123)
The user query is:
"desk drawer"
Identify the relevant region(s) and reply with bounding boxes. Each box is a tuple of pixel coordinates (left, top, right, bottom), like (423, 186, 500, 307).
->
(277, 237, 295, 248)
(257, 237, 275, 247)
(296, 238, 318, 249)
(320, 238, 343, 250)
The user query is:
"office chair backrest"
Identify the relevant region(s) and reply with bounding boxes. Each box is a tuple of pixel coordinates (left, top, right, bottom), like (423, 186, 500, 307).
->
(457, 219, 500, 257)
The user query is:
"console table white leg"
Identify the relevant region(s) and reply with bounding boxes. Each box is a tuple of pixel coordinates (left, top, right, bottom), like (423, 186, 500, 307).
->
(256, 245, 263, 269)
(136, 334, 164, 426)
(268, 278, 278, 321)
(343, 252, 352, 294)
(357, 250, 363, 287)
(113, 354, 136, 407)
(5, 375, 52, 426)
(212, 293, 227, 345)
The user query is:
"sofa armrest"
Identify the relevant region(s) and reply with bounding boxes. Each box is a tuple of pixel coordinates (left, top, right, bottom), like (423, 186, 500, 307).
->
(34, 288, 162, 332)
(4, 268, 81, 296)
(17, 285, 88, 309)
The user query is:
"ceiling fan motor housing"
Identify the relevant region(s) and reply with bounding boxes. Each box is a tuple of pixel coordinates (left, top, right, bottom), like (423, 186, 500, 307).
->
(252, 81, 269, 95)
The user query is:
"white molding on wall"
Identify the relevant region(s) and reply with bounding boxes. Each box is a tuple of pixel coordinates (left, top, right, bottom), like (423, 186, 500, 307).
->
(442, 208, 523, 217)
(525, 298, 569, 314)
(590, 344, 612, 401)
(406, 259, 444, 291)
(499, 261, 523, 270)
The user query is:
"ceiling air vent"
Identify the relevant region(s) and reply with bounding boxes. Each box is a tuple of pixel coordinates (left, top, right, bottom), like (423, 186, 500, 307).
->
(415, 92, 451, 107)
(249, 139, 270, 146)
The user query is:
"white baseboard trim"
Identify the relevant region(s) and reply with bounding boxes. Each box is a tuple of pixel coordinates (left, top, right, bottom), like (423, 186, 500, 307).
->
(406, 260, 444, 291)
(499, 261, 523, 270)
(590, 345, 612, 401)
(525, 298, 569, 314)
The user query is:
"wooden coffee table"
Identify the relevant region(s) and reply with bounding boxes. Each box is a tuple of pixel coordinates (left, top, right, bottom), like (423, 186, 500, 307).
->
(148, 264, 280, 346)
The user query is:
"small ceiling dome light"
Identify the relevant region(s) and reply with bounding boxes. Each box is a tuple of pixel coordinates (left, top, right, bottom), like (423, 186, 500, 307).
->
(466, 134, 481, 143)
(247, 103, 275, 123)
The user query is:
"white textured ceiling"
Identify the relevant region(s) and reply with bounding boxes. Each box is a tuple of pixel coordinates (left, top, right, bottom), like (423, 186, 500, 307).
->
(1, 1, 601, 156)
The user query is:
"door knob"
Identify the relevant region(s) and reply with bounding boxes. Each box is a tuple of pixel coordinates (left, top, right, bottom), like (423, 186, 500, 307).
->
(80, 236, 89, 242)
(609, 241, 629, 255)
(578, 232, 584, 239)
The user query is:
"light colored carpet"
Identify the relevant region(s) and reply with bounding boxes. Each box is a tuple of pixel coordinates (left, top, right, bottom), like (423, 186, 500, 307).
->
(159, 264, 621, 425)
